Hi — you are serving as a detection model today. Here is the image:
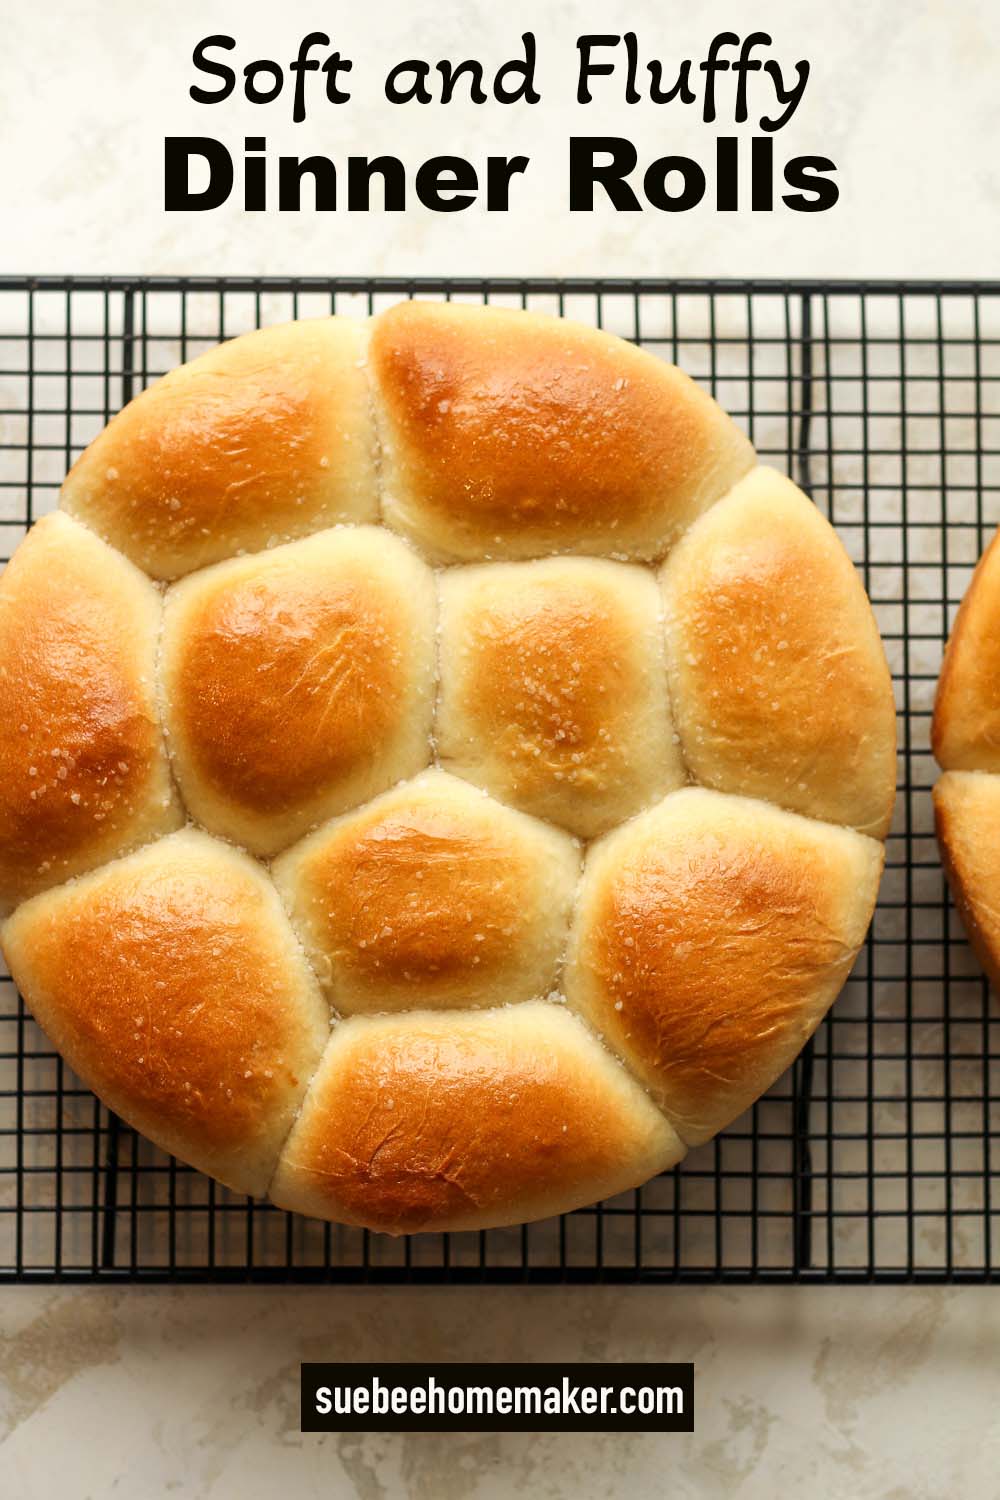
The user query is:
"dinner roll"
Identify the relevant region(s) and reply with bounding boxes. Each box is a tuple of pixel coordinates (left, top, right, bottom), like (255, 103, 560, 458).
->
(160, 526, 436, 857)
(934, 770, 1000, 991)
(370, 300, 755, 562)
(564, 786, 883, 1145)
(661, 467, 897, 838)
(933, 529, 1000, 772)
(268, 1002, 685, 1234)
(0, 512, 180, 913)
(61, 319, 378, 579)
(272, 769, 580, 1014)
(436, 556, 685, 838)
(1, 828, 329, 1197)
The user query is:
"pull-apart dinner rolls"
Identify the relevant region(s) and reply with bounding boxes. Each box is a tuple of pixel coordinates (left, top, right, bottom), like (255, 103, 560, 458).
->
(0, 301, 894, 1233)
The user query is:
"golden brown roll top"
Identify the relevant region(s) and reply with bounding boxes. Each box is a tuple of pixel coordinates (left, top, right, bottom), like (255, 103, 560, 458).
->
(159, 527, 437, 857)
(1, 828, 329, 1198)
(267, 1002, 685, 1234)
(59, 301, 756, 578)
(0, 512, 181, 912)
(565, 786, 883, 1146)
(60, 319, 378, 579)
(933, 529, 1000, 772)
(370, 300, 755, 562)
(933, 771, 1000, 991)
(661, 467, 897, 839)
(436, 556, 686, 838)
(273, 770, 580, 1014)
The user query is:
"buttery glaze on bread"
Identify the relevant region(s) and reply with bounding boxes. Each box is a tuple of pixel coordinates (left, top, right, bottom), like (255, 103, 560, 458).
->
(370, 300, 756, 562)
(933, 534, 1000, 987)
(1, 829, 328, 1196)
(268, 1003, 684, 1234)
(272, 769, 580, 1014)
(661, 467, 897, 839)
(565, 788, 883, 1145)
(160, 526, 436, 857)
(0, 301, 896, 1235)
(61, 319, 378, 579)
(437, 556, 685, 838)
(0, 513, 181, 912)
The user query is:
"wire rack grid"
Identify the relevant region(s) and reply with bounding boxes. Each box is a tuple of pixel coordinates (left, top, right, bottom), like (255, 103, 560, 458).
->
(0, 274, 998, 1285)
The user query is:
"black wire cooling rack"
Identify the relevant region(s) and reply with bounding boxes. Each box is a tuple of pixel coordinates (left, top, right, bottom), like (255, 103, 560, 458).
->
(1, 275, 998, 1285)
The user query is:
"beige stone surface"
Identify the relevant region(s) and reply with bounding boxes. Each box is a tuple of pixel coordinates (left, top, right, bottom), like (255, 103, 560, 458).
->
(3, 0, 1000, 278)
(1, 1285, 998, 1497)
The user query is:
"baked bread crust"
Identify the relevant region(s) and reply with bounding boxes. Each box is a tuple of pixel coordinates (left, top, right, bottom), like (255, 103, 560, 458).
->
(61, 319, 378, 579)
(565, 788, 884, 1145)
(661, 467, 897, 839)
(159, 526, 436, 856)
(370, 300, 756, 562)
(0, 512, 181, 912)
(436, 556, 685, 838)
(932, 530, 1000, 990)
(933, 530, 1000, 773)
(0, 302, 896, 1234)
(272, 769, 580, 1015)
(269, 1003, 684, 1234)
(2, 828, 328, 1196)
(933, 771, 1000, 992)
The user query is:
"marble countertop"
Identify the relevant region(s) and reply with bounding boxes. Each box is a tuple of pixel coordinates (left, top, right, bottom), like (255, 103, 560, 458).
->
(5, 0, 999, 281)
(3, 0, 1000, 1495)
(3, 1284, 997, 1497)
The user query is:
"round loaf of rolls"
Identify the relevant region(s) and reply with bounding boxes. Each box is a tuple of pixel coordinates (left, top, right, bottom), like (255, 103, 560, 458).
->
(0, 300, 897, 1235)
(933, 528, 1000, 989)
